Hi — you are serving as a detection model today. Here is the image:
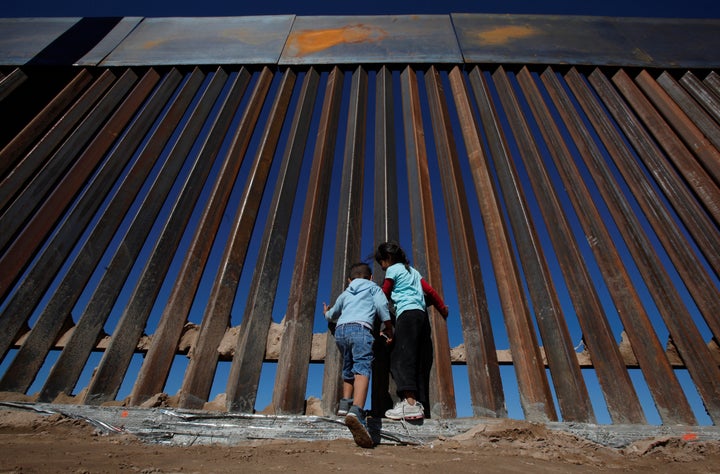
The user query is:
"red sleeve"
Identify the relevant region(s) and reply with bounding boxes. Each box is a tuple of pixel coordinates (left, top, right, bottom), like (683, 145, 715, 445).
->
(381, 278, 394, 299)
(421, 278, 448, 314)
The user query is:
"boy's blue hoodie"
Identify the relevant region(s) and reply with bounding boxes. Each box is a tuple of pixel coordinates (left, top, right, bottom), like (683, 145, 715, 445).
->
(324, 278, 391, 328)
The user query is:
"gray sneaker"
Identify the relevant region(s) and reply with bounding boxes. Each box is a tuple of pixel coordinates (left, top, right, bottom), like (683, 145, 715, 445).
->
(345, 405, 373, 448)
(384, 399, 424, 420)
(337, 398, 353, 416)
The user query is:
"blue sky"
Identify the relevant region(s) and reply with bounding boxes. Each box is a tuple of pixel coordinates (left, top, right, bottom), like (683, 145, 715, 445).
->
(4, 0, 720, 19)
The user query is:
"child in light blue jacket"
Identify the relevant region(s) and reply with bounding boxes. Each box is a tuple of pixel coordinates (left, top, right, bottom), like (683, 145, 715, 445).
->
(324, 262, 393, 448)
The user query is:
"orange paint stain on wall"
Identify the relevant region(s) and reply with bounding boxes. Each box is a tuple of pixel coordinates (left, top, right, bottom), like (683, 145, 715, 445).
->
(287, 24, 388, 56)
(477, 25, 538, 45)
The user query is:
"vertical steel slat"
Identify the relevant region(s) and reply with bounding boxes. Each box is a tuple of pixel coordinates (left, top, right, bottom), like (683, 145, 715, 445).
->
(703, 71, 720, 97)
(0, 67, 180, 346)
(225, 68, 319, 413)
(129, 68, 253, 407)
(0, 70, 116, 214)
(272, 67, 344, 415)
(612, 70, 720, 226)
(0, 68, 204, 374)
(451, 67, 593, 423)
(680, 71, 720, 127)
(0, 69, 158, 301)
(321, 66, 368, 416)
(176, 67, 284, 409)
(33, 68, 227, 402)
(564, 67, 720, 345)
(507, 65, 692, 425)
(443, 67, 510, 418)
(588, 69, 720, 278)
(0, 68, 28, 101)
(532, 67, 702, 424)
(431, 66, 553, 421)
(370, 65, 400, 417)
(85, 68, 286, 406)
(658, 72, 720, 151)
(399, 66, 457, 419)
(0, 69, 93, 177)
(468, 66, 644, 424)
(0, 69, 137, 254)
(635, 71, 720, 187)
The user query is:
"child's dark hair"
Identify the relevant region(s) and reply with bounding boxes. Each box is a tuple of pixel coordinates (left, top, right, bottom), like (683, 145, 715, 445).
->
(374, 241, 411, 272)
(349, 262, 372, 280)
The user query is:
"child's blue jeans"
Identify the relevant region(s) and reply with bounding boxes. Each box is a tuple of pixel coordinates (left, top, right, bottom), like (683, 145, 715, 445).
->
(334, 322, 374, 380)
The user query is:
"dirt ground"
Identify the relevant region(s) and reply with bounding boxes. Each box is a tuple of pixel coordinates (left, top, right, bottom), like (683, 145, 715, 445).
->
(1, 407, 720, 473)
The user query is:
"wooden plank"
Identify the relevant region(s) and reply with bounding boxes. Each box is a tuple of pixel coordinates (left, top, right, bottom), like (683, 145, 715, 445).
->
(34, 69, 226, 402)
(177, 67, 277, 409)
(468, 66, 644, 424)
(530, 67, 699, 425)
(321, 66, 368, 416)
(272, 67, 344, 414)
(451, 66, 592, 423)
(129, 68, 253, 406)
(225, 68, 319, 413)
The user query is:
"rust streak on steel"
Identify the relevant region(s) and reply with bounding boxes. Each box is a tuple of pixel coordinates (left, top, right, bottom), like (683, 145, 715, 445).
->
(0, 69, 157, 308)
(564, 67, 720, 347)
(635, 70, 720, 188)
(533, 67, 701, 425)
(370, 65, 399, 418)
(85, 70, 283, 406)
(612, 70, 720, 226)
(34, 68, 227, 403)
(130, 68, 253, 407)
(0, 69, 93, 176)
(0, 70, 136, 256)
(225, 68, 319, 413)
(658, 72, 720, 152)
(272, 67, 344, 415)
(453, 66, 592, 423)
(0, 68, 203, 379)
(321, 66, 368, 417)
(0, 68, 181, 360)
(468, 66, 644, 424)
(680, 71, 720, 125)
(588, 69, 720, 279)
(400, 66, 457, 419)
(462, 67, 557, 422)
(177, 67, 279, 410)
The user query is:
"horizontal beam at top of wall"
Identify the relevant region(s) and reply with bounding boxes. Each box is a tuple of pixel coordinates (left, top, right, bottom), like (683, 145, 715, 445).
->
(0, 14, 718, 67)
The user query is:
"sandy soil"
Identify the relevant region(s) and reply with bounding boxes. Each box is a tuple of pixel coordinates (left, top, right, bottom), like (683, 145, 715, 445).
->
(1, 407, 720, 473)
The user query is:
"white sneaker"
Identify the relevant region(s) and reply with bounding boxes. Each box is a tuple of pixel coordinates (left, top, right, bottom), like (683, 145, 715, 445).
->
(384, 399, 424, 420)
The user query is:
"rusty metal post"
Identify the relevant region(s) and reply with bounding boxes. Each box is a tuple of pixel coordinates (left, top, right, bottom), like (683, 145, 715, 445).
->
(225, 68, 320, 413)
(468, 66, 645, 424)
(399, 66, 458, 419)
(450, 67, 593, 423)
(680, 71, 720, 125)
(272, 67, 344, 415)
(529, 67, 701, 424)
(321, 66, 368, 416)
(174, 67, 279, 409)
